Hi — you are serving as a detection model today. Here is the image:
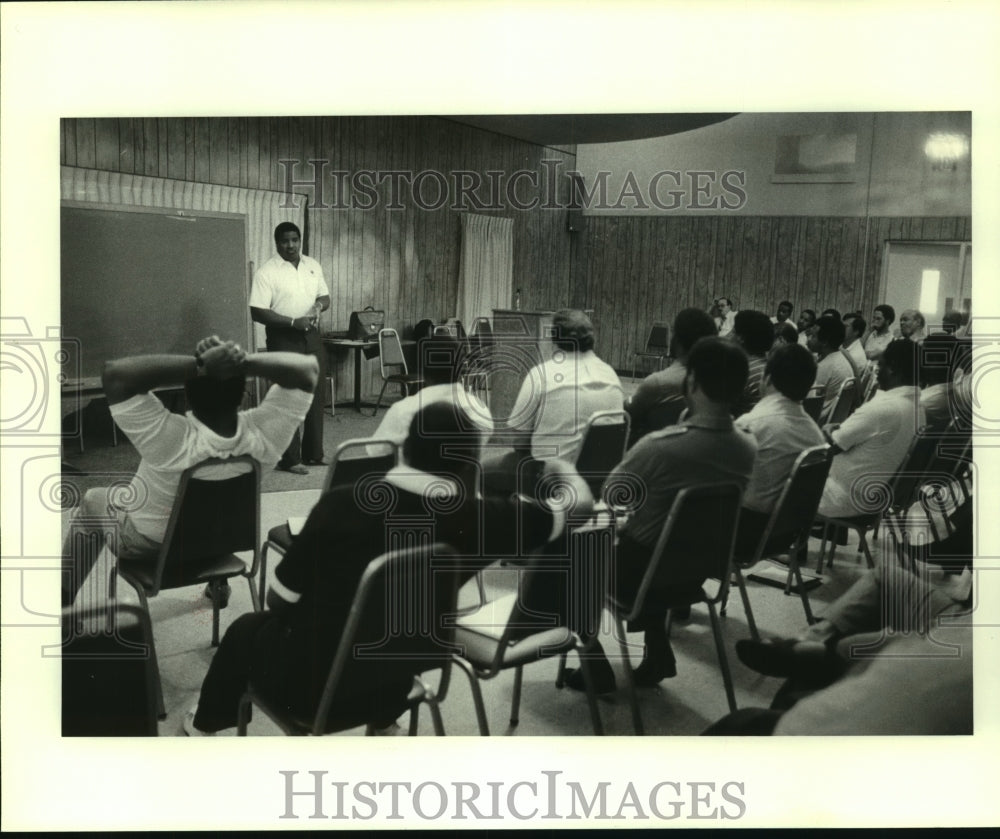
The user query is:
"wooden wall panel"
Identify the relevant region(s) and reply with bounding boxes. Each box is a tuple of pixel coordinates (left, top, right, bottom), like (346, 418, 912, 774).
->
(571, 214, 972, 371)
(63, 115, 576, 401)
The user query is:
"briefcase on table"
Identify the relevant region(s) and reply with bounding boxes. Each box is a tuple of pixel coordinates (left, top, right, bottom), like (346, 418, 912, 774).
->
(348, 307, 385, 340)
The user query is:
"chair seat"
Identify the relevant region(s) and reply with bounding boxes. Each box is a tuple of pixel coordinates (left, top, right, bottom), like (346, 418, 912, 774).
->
(454, 624, 576, 670)
(266, 523, 294, 551)
(119, 553, 249, 592)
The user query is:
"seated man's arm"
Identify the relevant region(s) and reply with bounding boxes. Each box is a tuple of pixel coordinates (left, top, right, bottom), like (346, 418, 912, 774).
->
(102, 339, 245, 405)
(243, 351, 318, 393)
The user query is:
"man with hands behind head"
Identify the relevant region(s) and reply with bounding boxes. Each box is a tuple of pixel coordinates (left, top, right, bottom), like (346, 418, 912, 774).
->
(61, 335, 318, 609)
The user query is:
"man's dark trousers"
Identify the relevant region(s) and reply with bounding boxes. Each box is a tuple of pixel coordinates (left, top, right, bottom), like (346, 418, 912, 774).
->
(265, 324, 326, 466)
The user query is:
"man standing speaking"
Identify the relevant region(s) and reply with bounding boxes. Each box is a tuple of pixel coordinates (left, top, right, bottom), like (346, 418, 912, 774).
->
(249, 221, 329, 473)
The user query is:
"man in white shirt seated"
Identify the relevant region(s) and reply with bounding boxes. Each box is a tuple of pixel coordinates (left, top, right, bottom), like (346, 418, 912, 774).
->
(370, 333, 493, 451)
(61, 336, 318, 609)
(817, 339, 924, 519)
(485, 308, 623, 493)
(863, 304, 895, 362)
(714, 296, 737, 337)
(841, 313, 868, 379)
(806, 315, 854, 420)
(733, 343, 826, 556)
(770, 299, 794, 326)
(796, 309, 816, 347)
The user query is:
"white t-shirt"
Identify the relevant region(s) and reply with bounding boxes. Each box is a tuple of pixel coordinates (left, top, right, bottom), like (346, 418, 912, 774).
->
(370, 383, 494, 450)
(110, 385, 313, 541)
(819, 386, 924, 518)
(248, 254, 329, 320)
(511, 350, 624, 461)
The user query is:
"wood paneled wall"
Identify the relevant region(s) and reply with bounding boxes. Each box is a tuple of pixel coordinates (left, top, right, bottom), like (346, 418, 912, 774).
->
(573, 214, 971, 371)
(61, 116, 576, 400)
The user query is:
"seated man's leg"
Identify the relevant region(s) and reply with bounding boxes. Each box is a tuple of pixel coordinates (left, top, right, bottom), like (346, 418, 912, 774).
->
(192, 610, 281, 733)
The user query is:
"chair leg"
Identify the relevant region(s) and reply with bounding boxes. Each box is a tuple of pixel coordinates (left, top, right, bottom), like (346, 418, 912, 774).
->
(452, 656, 490, 736)
(857, 529, 875, 569)
(237, 692, 252, 736)
(210, 580, 221, 647)
(246, 574, 261, 612)
(817, 522, 830, 572)
(615, 616, 643, 736)
(510, 665, 523, 726)
(258, 544, 270, 609)
(372, 381, 389, 416)
(706, 602, 738, 713)
(129, 584, 165, 721)
(576, 652, 605, 736)
(789, 553, 815, 625)
(555, 651, 569, 687)
(407, 706, 420, 736)
(427, 694, 446, 736)
(734, 567, 760, 642)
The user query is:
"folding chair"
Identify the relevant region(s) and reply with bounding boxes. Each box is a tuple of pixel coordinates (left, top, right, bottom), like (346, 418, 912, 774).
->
(607, 482, 744, 735)
(110, 455, 262, 716)
(238, 543, 461, 736)
(258, 439, 399, 604)
(725, 445, 833, 639)
(574, 410, 630, 498)
(462, 317, 493, 404)
(372, 327, 424, 415)
(821, 377, 858, 425)
(802, 386, 826, 423)
(631, 322, 671, 382)
(451, 523, 612, 735)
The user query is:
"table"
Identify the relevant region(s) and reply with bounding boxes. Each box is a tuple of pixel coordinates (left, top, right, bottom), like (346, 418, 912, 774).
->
(323, 336, 415, 413)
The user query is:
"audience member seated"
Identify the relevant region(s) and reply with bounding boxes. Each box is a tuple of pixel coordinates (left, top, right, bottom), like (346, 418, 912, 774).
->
(772, 321, 798, 349)
(484, 308, 622, 494)
(563, 337, 757, 694)
(185, 402, 594, 735)
(919, 333, 964, 430)
(840, 314, 867, 379)
(369, 332, 493, 451)
(733, 344, 825, 556)
(61, 336, 317, 611)
(898, 308, 926, 343)
(731, 310, 774, 417)
(817, 339, 924, 518)
(770, 299, 794, 326)
(796, 309, 816, 347)
(625, 307, 717, 445)
(820, 307, 841, 321)
(863, 304, 895, 361)
(714, 296, 737, 337)
(806, 315, 853, 419)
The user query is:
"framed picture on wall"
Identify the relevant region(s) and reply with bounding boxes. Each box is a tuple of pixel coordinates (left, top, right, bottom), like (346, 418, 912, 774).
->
(770, 131, 858, 182)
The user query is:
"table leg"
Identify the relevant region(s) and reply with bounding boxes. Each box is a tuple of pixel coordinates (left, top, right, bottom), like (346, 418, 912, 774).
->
(353, 346, 362, 412)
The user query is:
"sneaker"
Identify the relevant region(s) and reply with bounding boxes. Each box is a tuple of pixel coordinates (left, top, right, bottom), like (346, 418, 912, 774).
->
(278, 463, 310, 475)
(371, 721, 402, 736)
(182, 704, 214, 737)
(204, 581, 231, 609)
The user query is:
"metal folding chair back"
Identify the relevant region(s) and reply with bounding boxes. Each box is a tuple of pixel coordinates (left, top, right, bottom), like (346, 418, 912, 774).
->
(825, 377, 858, 424)
(574, 410, 630, 497)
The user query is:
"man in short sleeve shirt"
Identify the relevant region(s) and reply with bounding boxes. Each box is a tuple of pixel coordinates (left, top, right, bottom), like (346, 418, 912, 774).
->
(249, 221, 330, 473)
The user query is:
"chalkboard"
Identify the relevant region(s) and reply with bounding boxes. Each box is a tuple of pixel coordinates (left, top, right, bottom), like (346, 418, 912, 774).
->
(61, 204, 249, 379)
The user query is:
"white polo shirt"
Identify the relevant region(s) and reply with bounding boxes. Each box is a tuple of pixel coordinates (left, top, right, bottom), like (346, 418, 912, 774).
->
(249, 254, 329, 320)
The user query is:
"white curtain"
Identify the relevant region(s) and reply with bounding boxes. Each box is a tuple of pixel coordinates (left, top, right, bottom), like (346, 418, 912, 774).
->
(456, 213, 514, 330)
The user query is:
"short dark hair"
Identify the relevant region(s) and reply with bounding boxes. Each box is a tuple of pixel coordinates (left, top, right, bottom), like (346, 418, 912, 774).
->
(919, 333, 959, 387)
(403, 402, 484, 478)
(418, 333, 464, 386)
(185, 373, 247, 415)
(778, 300, 794, 311)
(550, 308, 595, 353)
(774, 321, 798, 345)
(847, 315, 867, 338)
(874, 304, 896, 325)
(821, 308, 841, 321)
(765, 343, 817, 401)
(672, 308, 718, 356)
(687, 336, 749, 407)
(813, 315, 846, 350)
(715, 296, 733, 308)
(274, 221, 301, 243)
(733, 310, 774, 357)
(882, 338, 919, 387)
(800, 309, 817, 325)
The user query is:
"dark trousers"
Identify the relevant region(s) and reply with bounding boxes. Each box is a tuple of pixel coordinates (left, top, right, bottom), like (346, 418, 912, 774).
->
(265, 325, 326, 466)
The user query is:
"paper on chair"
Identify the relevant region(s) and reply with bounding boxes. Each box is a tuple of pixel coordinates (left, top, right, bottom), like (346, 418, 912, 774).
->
(287, 517, 307, 536)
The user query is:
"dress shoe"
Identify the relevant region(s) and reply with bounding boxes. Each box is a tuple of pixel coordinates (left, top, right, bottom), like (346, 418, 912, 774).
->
(632, 657, 677, 687)
(303, 459, 327, 467)
(735, 637, 842, 681)
(204, 581, 231, 609)
(278, 463, 309, 475)
(563, 658, 617, 694)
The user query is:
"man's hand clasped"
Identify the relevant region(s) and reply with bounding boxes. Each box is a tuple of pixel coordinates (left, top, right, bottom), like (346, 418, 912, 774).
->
(195, 335, 246, 379)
